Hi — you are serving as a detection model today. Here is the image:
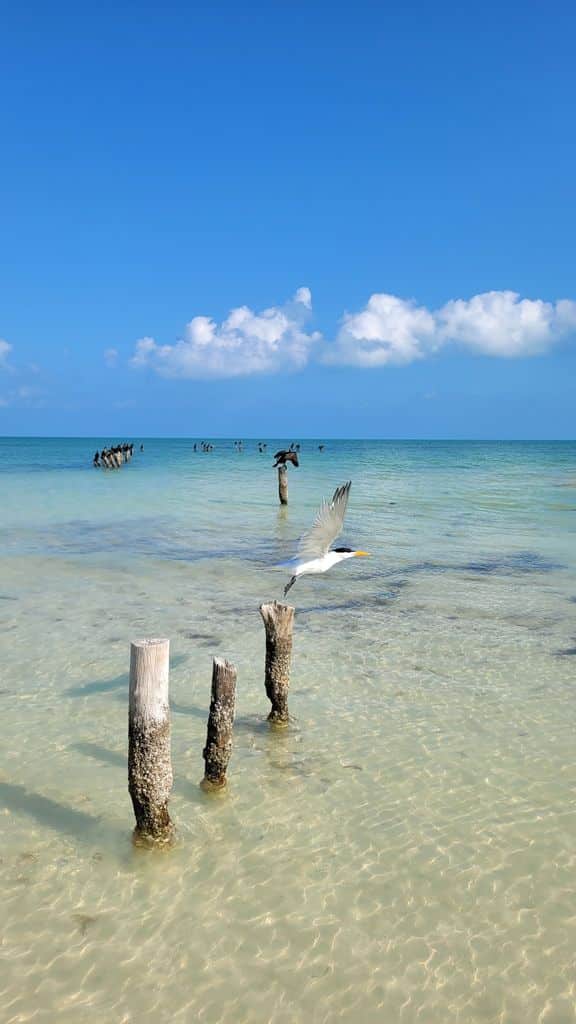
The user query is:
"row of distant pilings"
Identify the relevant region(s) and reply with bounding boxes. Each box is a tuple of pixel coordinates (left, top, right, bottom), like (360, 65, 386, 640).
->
(94, 443, 135, 469)
(128, 600, 294, 847)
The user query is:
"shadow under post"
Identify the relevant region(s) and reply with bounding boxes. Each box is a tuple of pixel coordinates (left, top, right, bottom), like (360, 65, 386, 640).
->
(0, 779, 123, 850)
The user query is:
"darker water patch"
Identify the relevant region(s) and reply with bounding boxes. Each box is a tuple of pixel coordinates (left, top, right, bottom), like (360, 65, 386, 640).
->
(299, 580, 408, 616)
(377, 552, 564, 583)
(557, 646, 576, 657)
(0, 515, 252, 563)
(299, 600, 365, 615)
(460, 552, 562, 575)
(179, 631, 220, 647)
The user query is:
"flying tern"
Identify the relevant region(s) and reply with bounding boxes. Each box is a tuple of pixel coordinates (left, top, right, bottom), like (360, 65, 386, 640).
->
(282, 481, 369, 596)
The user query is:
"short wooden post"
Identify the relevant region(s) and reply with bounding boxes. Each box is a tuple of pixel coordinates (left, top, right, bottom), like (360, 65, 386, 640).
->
(259, 601, 294, 726)
(202, 657, 237, 789)
(128, 638, 174, 846)
(278, 465, 288, 505)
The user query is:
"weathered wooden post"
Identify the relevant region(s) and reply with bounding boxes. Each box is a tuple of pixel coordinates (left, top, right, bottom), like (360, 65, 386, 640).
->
(128, 638, 174, 846)
(259, 601, 294, 726)
(278, 465, 288, 505)
(202, 657, 237, 789)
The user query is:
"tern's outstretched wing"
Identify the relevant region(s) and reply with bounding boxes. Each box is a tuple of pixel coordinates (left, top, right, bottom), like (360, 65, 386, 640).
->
(297, 482, 351, 559)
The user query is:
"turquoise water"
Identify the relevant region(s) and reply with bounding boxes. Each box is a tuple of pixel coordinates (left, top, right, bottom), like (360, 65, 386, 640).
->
(1, 438, 575, 1023)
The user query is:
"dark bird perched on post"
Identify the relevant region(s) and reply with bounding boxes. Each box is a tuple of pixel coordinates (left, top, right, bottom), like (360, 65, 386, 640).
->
(273, 449, 299, 468)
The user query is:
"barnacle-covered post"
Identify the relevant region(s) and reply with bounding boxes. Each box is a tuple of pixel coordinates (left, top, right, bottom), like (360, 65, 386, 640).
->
(202, 657, 237, 789)
(259, 601, 294, 726)
(128, 638, 174, 846)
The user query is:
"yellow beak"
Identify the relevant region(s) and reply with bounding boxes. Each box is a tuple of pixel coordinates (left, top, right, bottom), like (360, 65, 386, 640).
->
(354, 551, 370, 557)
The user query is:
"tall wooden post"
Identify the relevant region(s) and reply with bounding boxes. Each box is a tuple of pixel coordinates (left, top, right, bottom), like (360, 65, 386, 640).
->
(202, 657, 237, 789)
(259, 601, 294, 726)
(278, 465, 288, 505)
(128, 638, 174, 846)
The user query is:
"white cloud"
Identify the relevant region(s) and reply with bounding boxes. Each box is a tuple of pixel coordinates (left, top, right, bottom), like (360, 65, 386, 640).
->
(327, 293, 437, 367)
(130, 288, 319, 379)
(125, 286, 576, 379)
(104, 347, 119, 367)
(438, 291, 576, 357)
(130, 337, 157, 369)
(326, 290, 576, 366)
(0, 338, 12, 367)
(294, 286, 312, 309)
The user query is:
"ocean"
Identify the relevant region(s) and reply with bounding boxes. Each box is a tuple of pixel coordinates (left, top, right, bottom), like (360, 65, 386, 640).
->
(1, 437, 575, 1023)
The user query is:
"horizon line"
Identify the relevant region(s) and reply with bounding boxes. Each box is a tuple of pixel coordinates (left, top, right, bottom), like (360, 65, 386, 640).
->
(1, 435, 575, 443)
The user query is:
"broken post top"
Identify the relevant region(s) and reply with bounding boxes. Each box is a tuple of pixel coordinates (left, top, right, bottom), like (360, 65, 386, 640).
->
(210, 656, 237, 706)
(259, 600, 295, 615)
(213, 655, 235, 674)
(259, 601, 295, 634)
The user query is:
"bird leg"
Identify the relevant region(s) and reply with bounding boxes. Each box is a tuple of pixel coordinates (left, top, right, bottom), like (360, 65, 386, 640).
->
(284, 576, 297, 597)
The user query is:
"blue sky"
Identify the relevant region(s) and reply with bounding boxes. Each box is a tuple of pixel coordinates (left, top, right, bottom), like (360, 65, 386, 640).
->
(1, 0, 575, 438)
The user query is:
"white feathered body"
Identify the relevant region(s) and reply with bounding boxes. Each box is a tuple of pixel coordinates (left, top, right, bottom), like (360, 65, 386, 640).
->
(288, 550, 356, 579)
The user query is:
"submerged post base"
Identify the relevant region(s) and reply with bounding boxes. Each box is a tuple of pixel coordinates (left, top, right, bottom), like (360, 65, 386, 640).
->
(132, 819, 175, 850)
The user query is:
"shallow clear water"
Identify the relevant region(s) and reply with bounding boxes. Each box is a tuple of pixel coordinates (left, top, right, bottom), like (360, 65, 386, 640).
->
(1, 438, 575, 1024)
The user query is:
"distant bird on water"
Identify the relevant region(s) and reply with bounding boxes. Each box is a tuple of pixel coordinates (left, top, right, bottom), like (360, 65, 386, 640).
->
(282, 481, 369, 596)
(273, 449, 299, 468)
